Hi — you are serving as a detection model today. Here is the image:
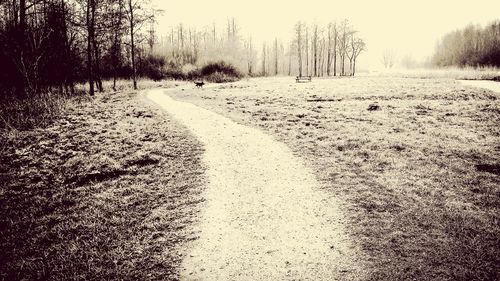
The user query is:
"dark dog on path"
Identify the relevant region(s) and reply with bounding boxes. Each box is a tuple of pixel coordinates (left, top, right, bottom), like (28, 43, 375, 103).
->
(194, 81, 205, 88)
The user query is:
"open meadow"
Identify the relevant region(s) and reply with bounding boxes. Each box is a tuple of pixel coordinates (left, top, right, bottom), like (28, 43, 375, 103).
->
(1, 0, 499, 279)
(169, 76, 500, 280)
(1, 75, 499, 280)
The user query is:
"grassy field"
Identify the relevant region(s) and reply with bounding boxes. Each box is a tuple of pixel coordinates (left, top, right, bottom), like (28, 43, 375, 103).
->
(170, 76, 500, 280)
(371, 67, 500, 80)
(0, 82, 206, 280)
(1, 76, 498, 280)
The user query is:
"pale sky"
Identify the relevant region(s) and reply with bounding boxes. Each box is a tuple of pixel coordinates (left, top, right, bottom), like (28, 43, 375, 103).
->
(153, 0, 500, 69)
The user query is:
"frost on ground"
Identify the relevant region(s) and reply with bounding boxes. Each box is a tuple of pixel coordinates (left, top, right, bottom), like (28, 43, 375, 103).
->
(169, 77, 499, 280)
(0, 89, 206, 280)
(148, 89, 364, 281)
(458, 79, 500, 93)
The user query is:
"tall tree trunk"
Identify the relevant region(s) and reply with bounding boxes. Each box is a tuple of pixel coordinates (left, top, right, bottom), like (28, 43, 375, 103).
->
(17, 0, 27, 96)
(333, 34, 337, 76)
(129, 0, 137, 90)
(352, 59, 356, 76)
(341, 54, 345, 76)
(92, 3, 103, 93)
(327, 24, 331, 76)
(61, 0, 74, 94)
(297, 24, 302, 77)
(93, 40, 103, 91)
(288, 44, 292, 76)
(349, 58, 353, 76)
(87, 0, 95, 96)
(313, 26, 317, 77)
(274, 38, 278, 75)
(262, 43, 266, 76)
(305, 27, 308, 76)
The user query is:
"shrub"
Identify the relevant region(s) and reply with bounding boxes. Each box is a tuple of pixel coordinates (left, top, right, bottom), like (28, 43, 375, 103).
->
(199, 61, 242, 78)
(187, 69, 201, 80)
(204, 72, 241, 83)
(163, 68, 186, 80)
(138, 55, 166, 81)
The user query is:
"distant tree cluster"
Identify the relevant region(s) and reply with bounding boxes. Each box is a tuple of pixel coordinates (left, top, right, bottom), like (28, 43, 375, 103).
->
(152, 19, 366, 78)
(0, 0, 158, 97)
(152, 19, 255, 78)
(292, 20, 365, 77)
(432, 21, 500, 67)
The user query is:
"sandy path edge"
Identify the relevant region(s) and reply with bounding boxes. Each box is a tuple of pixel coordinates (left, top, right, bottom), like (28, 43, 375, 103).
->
(146, 88, 360, 280)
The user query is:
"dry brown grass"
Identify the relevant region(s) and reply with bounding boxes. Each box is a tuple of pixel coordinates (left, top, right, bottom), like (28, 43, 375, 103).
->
(170, 76, 500, 280)
(0, 86, 206, 280)
(0, 92, 76, 130)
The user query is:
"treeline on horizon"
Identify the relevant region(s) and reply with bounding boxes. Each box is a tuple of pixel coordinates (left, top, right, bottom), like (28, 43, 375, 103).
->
(0, 0, 368, 98)
(432, 21, 500, 67)
(153, 19, 366, 79)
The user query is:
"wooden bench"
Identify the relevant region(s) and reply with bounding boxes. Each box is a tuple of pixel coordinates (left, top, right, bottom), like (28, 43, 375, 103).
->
(194, 81, 205, 88)
(296, 76, 312, 83)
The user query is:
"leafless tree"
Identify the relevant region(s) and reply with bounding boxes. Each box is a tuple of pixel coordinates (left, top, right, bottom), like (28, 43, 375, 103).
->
(125, 0, 156, 89)
(351, 37, 365, 75)
(295, 21, 303, 76)
(86, 0, 96, 95)
(382, 49, 397, 68)
(305, 25, 309, 76)
(261, 42, 266, 76)
(244, 37, 254, 75)
(337, 19, 351, 76)
(274, 38, 279, 75)
(312, 24, 318, 76)
(327, 22, 333, 76)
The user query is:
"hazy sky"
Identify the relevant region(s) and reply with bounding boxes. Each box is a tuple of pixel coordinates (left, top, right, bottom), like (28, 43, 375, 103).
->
(153, 0, 500, 68)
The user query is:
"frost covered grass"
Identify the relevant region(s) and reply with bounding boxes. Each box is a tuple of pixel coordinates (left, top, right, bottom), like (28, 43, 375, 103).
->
(171, 76, 500, 280)
(0, 86, 205, 280)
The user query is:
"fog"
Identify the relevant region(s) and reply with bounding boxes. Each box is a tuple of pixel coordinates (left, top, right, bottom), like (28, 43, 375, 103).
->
(154, 0, 500, 69)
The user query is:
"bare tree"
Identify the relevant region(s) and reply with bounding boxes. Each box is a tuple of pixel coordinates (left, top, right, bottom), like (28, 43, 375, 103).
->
(262, 42, 266, 76)
(327, 22, 332, 76)
(382, 49, 397, 68)
(332, 22, 338, 76)
(312, 24, 318, 76)
(347, 31, 357, 75)
(86, 0, 96, 95)
(338, 19, 351, 76)
(351, 37, 366, 76)
(109, 0, 125, 91)
(245, 36, 255, 75)
(274, 38, 278, 75)
(295, 21, 303, 76)
(125, 0, 155, 90)
(305, 25, 309, 76)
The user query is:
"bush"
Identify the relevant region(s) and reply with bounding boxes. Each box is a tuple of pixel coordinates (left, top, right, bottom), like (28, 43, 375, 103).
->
(204, 72, 241, 83)
(133, 58, 243, 83)
(137, 55, 167, 81)
(199, 61, 242, 78)
(163, 68, 186, 80)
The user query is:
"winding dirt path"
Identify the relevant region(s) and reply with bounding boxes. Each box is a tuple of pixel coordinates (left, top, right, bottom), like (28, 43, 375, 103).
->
(147, 88, 359, 280)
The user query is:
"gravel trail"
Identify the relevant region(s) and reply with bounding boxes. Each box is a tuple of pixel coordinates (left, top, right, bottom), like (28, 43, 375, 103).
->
(147, 88, 358, 280)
